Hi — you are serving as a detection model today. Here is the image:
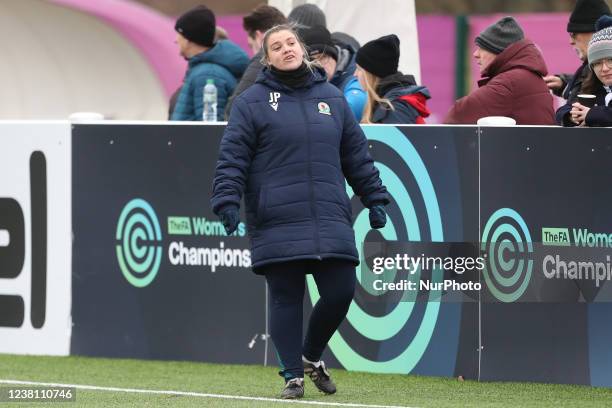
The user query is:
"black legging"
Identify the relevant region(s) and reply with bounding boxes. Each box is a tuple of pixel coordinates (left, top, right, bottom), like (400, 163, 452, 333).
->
(261, 258, 356, 380)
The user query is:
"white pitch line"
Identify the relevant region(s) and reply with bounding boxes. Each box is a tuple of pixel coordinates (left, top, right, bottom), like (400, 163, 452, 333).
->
(0, 379, 417, 408)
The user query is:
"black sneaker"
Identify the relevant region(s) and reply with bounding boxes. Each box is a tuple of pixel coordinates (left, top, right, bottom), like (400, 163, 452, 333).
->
(280, 378, 304, 399)
(303, 360, 336, 394)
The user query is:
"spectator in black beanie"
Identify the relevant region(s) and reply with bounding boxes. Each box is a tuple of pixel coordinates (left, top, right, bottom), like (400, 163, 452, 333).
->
(298, 25, 366, 120)
(355, 34, 431, 124)
(550, 0, 611, 125)
(288, 3, 363, 120)
(170, 5, 248, 121)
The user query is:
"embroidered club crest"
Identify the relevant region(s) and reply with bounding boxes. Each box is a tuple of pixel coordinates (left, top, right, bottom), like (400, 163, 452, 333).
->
(317, 102, 331, 115)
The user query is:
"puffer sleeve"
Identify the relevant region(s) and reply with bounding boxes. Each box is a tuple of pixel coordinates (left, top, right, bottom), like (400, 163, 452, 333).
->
(211, 96, 257, 214)
(339, 98, 389, 208)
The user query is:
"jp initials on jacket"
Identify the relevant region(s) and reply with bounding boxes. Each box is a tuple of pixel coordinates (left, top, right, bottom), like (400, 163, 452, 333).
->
(269, 92, 281, 111)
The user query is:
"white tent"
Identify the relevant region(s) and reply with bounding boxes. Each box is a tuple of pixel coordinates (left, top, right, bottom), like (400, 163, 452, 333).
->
(268, 0, 421, 82)
(0, 0, 169, 120)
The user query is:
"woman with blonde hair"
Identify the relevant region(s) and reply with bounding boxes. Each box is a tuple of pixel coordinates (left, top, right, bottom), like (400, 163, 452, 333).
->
(355, 34, 431, 124)
(211, 24, 388, 399)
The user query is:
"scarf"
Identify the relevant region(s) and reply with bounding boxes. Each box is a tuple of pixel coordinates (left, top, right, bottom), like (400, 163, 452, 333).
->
(270, 63, 311, 89)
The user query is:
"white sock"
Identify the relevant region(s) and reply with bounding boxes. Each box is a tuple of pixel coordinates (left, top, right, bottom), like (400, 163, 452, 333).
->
(302, 356, 321, 367)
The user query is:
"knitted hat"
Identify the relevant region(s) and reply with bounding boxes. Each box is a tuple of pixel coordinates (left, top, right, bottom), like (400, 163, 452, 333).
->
(332, 32, 361, 51)
(298, 25, 338, 61)
(475, 16, 525, 54)
(355, 34, 400, 78)
(288, 4, 326, 28)
(567, 0, 611, 33)
(175, 5, 216, 47)
(588, 15, 612, 65)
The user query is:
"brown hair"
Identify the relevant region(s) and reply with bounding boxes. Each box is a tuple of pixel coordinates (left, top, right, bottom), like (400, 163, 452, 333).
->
(359, 67, 394, 124)
(260, 24, 319, 72)
(243, 4, 287, 39)
(581, 68, 604, 95)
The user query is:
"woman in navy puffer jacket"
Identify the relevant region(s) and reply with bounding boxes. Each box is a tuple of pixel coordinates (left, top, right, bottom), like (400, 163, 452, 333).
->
(211, 24, 388, 399)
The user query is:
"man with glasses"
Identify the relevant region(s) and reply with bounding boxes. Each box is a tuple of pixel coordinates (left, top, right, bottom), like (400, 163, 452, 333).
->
(545, 0, 611, 125)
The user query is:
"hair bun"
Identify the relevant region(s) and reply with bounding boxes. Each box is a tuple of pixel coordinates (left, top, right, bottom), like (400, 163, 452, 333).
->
(595, 15, 612, 31)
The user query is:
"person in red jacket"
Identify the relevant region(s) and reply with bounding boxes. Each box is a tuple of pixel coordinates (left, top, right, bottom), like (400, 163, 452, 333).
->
(444, 16, 555, 125)
(354, 34, 431, 124)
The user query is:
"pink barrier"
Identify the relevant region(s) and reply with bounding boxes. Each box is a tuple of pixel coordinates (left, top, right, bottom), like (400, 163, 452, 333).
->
(417, 16, 456, 123)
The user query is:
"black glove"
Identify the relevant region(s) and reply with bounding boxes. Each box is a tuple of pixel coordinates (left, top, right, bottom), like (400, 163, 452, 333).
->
(219, 206, 240, 235)
(369, 204, 386, 229)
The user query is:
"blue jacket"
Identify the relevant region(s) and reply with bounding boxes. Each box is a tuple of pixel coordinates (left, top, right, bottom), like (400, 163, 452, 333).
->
(171, 40, 248, 121)
(330, 43, 366, 121)
(211, 66, 389, 269)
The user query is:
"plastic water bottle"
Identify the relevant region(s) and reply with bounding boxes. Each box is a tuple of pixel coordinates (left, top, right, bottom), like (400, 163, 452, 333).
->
(203, 79, 218, 122)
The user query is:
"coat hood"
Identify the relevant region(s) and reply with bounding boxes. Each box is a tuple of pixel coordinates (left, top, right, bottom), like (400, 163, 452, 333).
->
(371, 72, 431, 123)
(480, 39, 548, 85)
(189, 40, 249, 78)
(377, 72, 431, 101)
(330, 43, 358, 89)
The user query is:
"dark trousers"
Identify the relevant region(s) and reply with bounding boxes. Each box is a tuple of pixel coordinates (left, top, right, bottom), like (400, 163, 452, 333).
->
(261, 258, 356, 380)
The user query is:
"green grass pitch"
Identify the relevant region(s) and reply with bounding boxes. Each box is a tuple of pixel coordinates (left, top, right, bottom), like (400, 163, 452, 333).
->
(1, 354, 611, 407)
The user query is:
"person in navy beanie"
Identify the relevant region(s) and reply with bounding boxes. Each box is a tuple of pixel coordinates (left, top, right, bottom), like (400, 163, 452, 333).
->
(170, 5, 248, 121)
(565, 15, 612, 126)
(298, 25, 366, 120)
(355, 34, 431, 124)
(211, 24, 388, 399)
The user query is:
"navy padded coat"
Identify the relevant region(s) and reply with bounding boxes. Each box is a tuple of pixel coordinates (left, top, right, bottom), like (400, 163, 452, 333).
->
(211, 66, 388, 269)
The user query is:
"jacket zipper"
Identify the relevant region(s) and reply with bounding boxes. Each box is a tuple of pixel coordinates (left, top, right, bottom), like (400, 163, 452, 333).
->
(299, 97, 321, 259)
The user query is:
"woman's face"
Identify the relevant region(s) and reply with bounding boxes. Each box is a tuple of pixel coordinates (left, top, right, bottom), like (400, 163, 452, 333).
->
(593, 58, 612, 86)
(266, 30, 304, 71)
(355, 65, 366, 89)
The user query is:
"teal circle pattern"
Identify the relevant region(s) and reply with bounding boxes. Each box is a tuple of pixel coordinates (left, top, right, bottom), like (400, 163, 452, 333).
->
(306, 126, 443, 373)
(497, 239, 515, 271)
(481, 208, 533, 303)
(116, 198, 163, 288)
